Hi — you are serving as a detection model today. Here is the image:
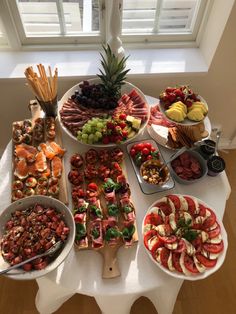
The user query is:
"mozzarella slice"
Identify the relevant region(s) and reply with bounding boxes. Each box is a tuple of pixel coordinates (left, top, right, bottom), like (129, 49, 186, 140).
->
(194, 215, 206, 225)
(201, 249, 221, 260)
(201, 231, 209, 243)
(167, 252, 175, 271)
(150, 206, 165, 220)
(154, 247, 162, 263)
(182, 239, 196, 256)
(148, 236, 159, 251)
(206, 234, 222, 244)
(182, 211, 193, 226)
(179, 252, 192, 276)
(169, 213, 177, 231)
(179, 196, 188, 211)
(143, 224, 153, 234)
(155, 224, 166, 236)
(165, 242, 178, 250)
(193, 197, 200, 214)
(193, 255, 206, 273)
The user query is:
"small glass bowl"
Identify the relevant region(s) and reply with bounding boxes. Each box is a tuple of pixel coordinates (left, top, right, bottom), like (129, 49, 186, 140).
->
(140, 159, 170, 186)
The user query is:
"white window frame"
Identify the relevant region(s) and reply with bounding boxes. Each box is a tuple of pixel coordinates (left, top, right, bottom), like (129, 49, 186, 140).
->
(0, 0, 107, 48)
(120, 0, 213, 47)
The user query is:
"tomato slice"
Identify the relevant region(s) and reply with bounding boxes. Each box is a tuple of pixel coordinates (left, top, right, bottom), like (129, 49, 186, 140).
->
(144, 213, 163, 226)
(150, 236, 164, 256)
(160, 247, 170, 269)
(184, 196, 196, 216)
(208, 223, 221, 238)
(191, 237, 203, 253)
(203, 241, 224, 254)
(173, 239, 186, 253)
(172, 253, 183, 273)
(202, 208, 216, 229)
(159, 235, 177, 244)
(184, 254, 199, 274)
(198, 204, 206, 217)
(143, 229, 158, 249)
(157, 202, 173, 216)
(195, 253, 217, 268)
(167, 195, 181, 210)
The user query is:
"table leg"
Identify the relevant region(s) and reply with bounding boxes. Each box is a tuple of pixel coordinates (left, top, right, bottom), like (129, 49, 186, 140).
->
(35, 277, 75, 314)
(145, 280, 183, 314)
(95, 294, 139, 314)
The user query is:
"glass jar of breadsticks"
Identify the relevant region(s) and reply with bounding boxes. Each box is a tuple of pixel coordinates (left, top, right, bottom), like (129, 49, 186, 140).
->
(24, 64, 58, 117)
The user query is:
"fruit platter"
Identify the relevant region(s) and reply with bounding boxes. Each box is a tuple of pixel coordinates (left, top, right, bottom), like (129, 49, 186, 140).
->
(159, 85, 208, 126)
(59, 46, 149, 146)
(127, 140, 175, 194)
(67, 147, 138, 278)
(11, 111, 68, 204)
(142, 194, 227, 280)
(148, 103, 211, 150)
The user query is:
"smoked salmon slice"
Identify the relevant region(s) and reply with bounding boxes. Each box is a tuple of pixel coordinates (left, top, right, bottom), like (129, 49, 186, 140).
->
(14, 159, 29, 179)
(28, 163, 38, 177)
(51, 156, 62, 178)
(35, 151, 47, 172)
(15, 143, 37, 162)
(39, 142, 66, 160)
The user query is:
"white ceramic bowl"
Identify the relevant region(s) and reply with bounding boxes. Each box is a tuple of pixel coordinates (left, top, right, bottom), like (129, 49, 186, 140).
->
(58, 78, 150, 147)
(142, 194, 228, 281)
(0, 196, 75, 280)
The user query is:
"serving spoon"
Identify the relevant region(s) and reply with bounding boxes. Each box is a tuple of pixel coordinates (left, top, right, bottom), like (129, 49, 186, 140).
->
(0, 240, 63, 276)
(158, 146, 187, 174)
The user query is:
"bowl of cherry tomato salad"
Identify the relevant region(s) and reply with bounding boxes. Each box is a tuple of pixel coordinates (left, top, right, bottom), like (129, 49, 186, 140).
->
(0, 195, 75, 280)
(129, 141, 160, 167)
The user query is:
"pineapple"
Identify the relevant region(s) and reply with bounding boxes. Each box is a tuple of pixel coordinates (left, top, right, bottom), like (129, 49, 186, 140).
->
(97, 45, 130, 102)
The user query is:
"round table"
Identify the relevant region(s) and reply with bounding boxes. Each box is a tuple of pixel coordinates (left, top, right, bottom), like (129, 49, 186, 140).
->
(0, 97, 231, 314)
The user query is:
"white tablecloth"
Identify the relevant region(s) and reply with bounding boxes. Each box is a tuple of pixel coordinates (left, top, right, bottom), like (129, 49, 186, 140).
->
(0, 97, 231, 314)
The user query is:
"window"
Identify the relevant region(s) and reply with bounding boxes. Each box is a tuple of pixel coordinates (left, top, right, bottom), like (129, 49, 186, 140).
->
(121, 0, 209, 44)
(0, 0, 212, 49)
(0, 17, 8, 46)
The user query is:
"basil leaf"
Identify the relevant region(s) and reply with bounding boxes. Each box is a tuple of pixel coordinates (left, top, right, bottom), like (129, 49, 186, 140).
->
(75, 223, 86, 240)
(123, 205, 133, 214)
(105, 228, 121, 241)
(108, 204, 119, 216)
(90, 205, 103, 218)
(183, 230, 198, 242)
(91, 228, 100, 239)
(122, 225, 135, 240)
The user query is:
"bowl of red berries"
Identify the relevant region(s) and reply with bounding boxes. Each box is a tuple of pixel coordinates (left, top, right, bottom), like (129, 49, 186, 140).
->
(0, 195, 75, 280)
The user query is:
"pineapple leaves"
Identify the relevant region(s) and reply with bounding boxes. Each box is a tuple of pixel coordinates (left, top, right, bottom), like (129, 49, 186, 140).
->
(97, 44, 130, 101)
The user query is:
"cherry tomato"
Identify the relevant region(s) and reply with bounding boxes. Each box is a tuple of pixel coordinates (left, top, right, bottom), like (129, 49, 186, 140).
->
(119, 113, 126, 120)
(88, 182, 98, 191)
(143, 142, 152, 150)
(151, 147, 156, 152)
(184, 254, 199, 274)
(147, 155, 152, 160)
(144, 213, 163, 226)
(203, 241, 224, 254)
(130, 148, 136, 157)
(142, 147, 150, 155)
(135, 143, 144, 151)
(195, 253, 217, 268)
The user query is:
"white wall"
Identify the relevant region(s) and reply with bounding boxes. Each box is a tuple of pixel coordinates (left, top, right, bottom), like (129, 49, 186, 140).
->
(0, 2, 236, 153)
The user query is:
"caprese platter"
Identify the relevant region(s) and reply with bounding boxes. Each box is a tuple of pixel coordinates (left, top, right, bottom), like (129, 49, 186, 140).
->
(142, 194, 227, 280)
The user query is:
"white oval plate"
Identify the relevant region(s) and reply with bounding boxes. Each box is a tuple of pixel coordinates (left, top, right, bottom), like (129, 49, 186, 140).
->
(58, 78, 150, 147)
(142, 194, 228, 281)
(0, 195, 75, 280)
